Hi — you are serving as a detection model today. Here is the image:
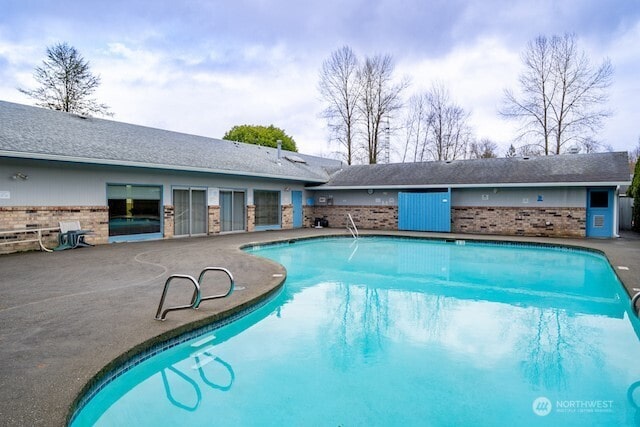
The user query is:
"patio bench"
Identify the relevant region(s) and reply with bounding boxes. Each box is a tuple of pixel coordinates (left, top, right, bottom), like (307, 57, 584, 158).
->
(0, 227, 60, 252)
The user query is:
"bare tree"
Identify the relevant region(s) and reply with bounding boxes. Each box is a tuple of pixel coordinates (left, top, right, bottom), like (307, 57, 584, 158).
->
(501, 34, 612, 155)
(423, 83, 472, 161)
(401, 94, 430, 162)
(358, 54, 407, 164)
(318, 46, 361, 165)
(19, 42, 112, 117)
(469, 138, 498, 159)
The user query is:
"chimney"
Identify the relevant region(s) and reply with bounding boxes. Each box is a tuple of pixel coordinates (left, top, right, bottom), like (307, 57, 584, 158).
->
(277, 140, 282, 164)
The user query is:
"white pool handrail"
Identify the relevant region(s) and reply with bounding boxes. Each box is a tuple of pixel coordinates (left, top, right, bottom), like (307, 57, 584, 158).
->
(347, 213, 359, 240)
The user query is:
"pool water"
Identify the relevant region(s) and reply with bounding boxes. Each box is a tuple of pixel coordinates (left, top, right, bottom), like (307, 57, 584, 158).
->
(71, 237, 640, 426)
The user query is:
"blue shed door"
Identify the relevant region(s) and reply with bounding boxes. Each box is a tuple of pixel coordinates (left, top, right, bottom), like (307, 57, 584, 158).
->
(586, 188, 614, 238)
(398, 191, 451, 232)
(292, 191, 303, 228)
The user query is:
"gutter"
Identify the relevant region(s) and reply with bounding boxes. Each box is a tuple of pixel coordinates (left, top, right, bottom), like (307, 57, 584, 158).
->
(307, 181, 632, 190)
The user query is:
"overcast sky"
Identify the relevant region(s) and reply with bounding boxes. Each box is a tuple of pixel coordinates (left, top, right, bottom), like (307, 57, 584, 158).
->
(1, 0, 638, 161)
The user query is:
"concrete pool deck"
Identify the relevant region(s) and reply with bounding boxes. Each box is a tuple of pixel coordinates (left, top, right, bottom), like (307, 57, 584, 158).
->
(0, 228, 639, 426)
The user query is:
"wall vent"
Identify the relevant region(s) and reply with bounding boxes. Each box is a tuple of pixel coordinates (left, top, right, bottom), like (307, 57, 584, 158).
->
(593, 215, 605, 228)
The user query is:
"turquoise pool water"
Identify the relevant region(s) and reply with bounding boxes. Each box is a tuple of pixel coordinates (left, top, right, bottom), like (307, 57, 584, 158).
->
(71, 237, 640, 426)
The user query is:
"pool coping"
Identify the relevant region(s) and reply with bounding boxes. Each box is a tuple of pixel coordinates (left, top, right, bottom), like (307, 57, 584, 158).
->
(0, 228, 638, 427)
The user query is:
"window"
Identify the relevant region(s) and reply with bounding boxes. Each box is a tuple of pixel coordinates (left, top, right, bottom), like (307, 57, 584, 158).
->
(590, 191, 609, 208)
(254, 190, 280, 228)
(107, 185, 161, 237)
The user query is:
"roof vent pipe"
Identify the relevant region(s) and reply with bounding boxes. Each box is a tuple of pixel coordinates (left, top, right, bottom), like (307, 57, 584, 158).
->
(277, 140, 282, 164)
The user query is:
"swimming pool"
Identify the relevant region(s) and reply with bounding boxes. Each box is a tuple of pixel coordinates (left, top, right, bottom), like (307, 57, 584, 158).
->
(71, 237, 640, 426)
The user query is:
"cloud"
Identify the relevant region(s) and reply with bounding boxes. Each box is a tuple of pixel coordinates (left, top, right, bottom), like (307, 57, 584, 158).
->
(1, 0, 638, 158)
(89, 40, 328, 154)
(395, 37, 522, 153)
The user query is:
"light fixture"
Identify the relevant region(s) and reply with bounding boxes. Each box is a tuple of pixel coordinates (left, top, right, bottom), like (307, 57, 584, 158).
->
(12, 172, 28, 181)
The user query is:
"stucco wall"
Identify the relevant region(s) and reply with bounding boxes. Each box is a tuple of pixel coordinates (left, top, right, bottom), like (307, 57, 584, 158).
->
(311, 189, 400, 207)
(0, 158, 311, 253)
(452, 187, 586, 208)
(0, 158, 308, 208)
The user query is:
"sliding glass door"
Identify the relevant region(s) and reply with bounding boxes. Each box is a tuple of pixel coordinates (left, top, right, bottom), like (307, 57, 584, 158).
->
(173, 188, 207, 237)
(220, 190, 245, 232)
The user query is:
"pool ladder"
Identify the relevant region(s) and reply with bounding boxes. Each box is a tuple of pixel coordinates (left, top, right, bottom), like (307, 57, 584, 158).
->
(155, 267, 234, 321)
(631, 292, 640, 318)
(347, 213, 359, 239)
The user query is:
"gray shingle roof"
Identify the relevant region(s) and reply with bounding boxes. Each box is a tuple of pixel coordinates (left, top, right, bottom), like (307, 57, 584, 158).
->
(0, 101, 342, 182)
(1, 101, 630, 189)
(313, 152, 631, 189)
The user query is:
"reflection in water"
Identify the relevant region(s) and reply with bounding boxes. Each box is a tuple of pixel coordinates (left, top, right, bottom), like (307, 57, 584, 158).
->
(160, 366, 201, 411)
(73, 238, 640, 426)
(628, 381, 640, 424)
(160, 352, 234, 412)
(194, 352, 235, 391)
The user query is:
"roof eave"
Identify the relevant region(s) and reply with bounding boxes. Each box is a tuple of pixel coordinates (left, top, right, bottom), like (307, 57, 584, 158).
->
(308, 181, 631, 190)
(0, 150, 329, 184)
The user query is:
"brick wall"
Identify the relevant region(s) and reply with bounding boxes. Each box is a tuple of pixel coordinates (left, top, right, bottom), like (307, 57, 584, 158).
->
(303, 206, 315, 228)
(452, 206, 586, 237)
(0, 206, 108, 254)
(311, 205, 398, 230)
(281, 204, 293, 229)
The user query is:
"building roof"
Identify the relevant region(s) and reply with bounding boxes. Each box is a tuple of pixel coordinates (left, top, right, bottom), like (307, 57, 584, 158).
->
(1, 101, 630, 190)
(0, 100, 342, 183)
(311, 152, 631, 190)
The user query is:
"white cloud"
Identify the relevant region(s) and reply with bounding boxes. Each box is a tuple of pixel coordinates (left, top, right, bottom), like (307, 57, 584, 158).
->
(89, 41, 330, 154)
(1, 1, 638, 158)
(396, 37, 522, 154)
(600, 21, 640, 151)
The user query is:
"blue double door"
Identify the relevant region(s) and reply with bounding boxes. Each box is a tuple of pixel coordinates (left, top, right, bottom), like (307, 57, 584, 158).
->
(398, 190, 451, 232)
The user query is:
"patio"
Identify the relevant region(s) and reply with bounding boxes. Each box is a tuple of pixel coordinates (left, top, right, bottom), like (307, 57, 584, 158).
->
(0, 229, 638, 426)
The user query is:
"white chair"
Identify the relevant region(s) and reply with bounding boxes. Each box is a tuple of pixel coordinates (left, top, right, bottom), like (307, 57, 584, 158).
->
(55, 221, 93, 250)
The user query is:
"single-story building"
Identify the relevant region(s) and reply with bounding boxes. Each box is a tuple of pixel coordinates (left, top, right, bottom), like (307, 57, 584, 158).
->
(0, 100, 631, 253)
(308, 152, 631, 239)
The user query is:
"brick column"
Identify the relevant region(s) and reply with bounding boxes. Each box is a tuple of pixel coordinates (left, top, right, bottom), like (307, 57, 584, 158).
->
(208, 206, 220, 235)
(163, 205, 174, 238)
(246, 205, 256, 232)
(281, 204, 293, 229)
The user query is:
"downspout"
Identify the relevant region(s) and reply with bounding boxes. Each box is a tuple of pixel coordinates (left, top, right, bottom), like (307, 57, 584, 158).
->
(614, 185, 620, 238)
